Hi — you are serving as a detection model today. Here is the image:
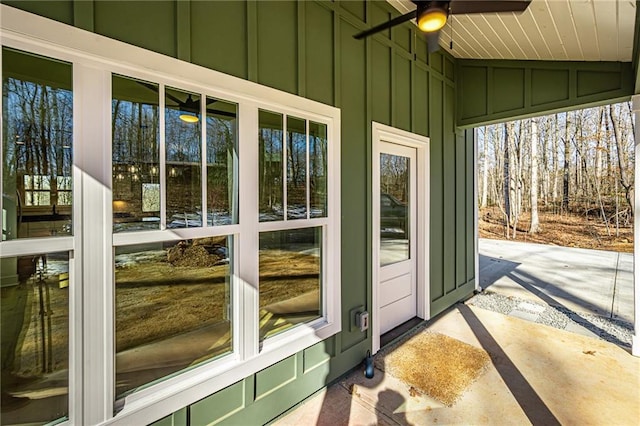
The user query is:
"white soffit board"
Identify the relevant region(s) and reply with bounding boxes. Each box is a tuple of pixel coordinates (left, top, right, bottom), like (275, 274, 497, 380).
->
(387, 0, 635, 61)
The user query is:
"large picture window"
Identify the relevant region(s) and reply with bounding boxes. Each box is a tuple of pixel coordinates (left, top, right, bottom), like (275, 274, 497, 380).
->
(1, 10, 340, 425)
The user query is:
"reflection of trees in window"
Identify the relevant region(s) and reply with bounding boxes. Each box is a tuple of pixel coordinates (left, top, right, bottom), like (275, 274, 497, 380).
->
(165, 88, 202, 226)
(259, 111, 283, 221)
(206, 99, 238, 225)
(287, 118, 306, 219)
(112, 75, 160, 232)
(380, 153, 409, 203)
(2, 47, 73, 239)
(309, 122, 327, 218)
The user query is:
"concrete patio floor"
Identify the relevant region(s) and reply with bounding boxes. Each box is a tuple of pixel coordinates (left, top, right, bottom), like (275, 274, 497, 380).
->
(274, 240, 638, 425)
(274, 305, 639, 425)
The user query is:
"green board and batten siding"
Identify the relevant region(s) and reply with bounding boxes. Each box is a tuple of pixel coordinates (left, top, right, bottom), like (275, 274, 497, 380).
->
(3, 0, 633, 424)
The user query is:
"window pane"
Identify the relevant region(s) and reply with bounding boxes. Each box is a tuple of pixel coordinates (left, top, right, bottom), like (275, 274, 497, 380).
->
(259, 228, 321, 340)
(206, 98, 238, 226)
(380, 153, 410, 266)
(286, 117, 307, 220)
(115, 237, 232, 398)
(2, 47, 73, 240)
(166, 88, 202, 228)
(259, 110, 283, 222)
(1, 252, 69, 424)
(309, 122, 327, 218)
(112, 74, 160, 233)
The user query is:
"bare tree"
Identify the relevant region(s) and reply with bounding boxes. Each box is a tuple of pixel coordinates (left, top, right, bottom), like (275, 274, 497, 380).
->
(530, 118, 540, 233)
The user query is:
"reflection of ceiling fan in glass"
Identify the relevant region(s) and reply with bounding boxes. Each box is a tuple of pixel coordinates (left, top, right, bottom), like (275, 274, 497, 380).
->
(354, 0, 532, 52)
(137, 81, 236, 123)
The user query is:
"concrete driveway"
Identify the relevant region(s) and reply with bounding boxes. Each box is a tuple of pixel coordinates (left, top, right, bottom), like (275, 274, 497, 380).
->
(479, 238, 633, 323)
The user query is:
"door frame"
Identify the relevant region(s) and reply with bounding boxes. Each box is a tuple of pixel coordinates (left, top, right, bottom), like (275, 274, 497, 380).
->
(372, 122, 430, 354)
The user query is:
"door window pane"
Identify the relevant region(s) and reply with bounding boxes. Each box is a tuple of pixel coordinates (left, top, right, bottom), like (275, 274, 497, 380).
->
(112, 74, 160, 232)
(380, 153, 410, 266)
(166, 88, 202, 228)
(286, 117, 306, 220)
(309, 122, 327, 218)
(1, 252, 69, 424)
(259, 227, 321, 341)
(259, 110, 283, 222)
(115, 237, 232, 398)
(206, 98, 238, 226)
(2, 48, 73, 240)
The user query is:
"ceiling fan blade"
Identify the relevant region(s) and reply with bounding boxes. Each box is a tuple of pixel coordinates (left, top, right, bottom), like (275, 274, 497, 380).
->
(354, 10, 417, 40)
(450, 0, 531, 14)
(426, 31, 441, 53)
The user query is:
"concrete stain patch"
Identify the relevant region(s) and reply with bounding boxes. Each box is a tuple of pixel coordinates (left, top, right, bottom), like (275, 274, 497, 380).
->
(375, 332, 491, 406)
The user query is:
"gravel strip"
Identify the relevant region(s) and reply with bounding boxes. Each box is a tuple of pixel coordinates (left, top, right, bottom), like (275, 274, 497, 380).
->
(467, 291, 633, 348)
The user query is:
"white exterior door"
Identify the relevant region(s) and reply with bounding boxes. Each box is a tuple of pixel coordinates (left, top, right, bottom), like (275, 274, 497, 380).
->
(377, 141, 417, 334)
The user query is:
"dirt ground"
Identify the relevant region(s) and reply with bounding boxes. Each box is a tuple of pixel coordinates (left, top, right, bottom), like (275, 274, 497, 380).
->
(479, 206, 633, 253)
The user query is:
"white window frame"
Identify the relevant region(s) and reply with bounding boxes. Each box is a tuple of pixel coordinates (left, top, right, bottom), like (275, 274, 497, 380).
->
(0, 5, 341, 426)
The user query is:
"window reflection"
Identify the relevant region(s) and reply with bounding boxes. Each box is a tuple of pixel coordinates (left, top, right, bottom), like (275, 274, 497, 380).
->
(259, 110, 284, 222)
(380, 153, 410, 266)
(287, 117, 306, 219)
(2, 47, 73, 240)
(259, 228, 321, 341)
(115, 237, 232, 398)
(112, 74, 160, 233)
(0, 252, 69, 424)
(309, 122, 327, 218)
(206, 98, 238, 226)
(165, 87, 202, 228)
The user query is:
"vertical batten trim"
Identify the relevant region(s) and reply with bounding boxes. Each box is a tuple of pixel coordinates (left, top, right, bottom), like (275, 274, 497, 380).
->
(176, 0, 191, 62)
(297, 1, 306, 97)
(247, 0, 259, 82)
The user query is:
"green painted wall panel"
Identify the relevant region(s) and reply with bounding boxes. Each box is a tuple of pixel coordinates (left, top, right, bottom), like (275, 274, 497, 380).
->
(339, 18, 368, 351)
(151, 408, 187, 426)
(493, 67, 524, 113)
(429, 76, 444, 301)
(303, 340, 333, 373)
(370, 1, 391, 40)
(190, 381, 245, 426)
(445, 57, 455, 81)
(340, 0, 365, 22)
(531, 69, 569, 106)
(392, 25, 412, 53)
(2, 0, 73, 25)
(94, 1, 177, 58)
(430, 52, 443, 74)
(372, 40, 391, 124)
(257, 1, 298, 94)
(458, 60, 633, 127)
(455, 131, 467, 287)
(416, 38, 428, 64)
(577, 70, 623, 97)
(394, 54, 412, 131)
(191, 1, 247, 79)
(255, 355, 298, 400)
(442, 84, 456, 294)
(413, 66, 429, 137)
(305, 2, 334, 106)
(461, 66, 487, 119)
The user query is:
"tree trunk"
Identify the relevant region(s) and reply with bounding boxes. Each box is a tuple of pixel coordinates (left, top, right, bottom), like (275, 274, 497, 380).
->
(530, 118, 541, 233)
(608, 104, 634, 215)
(481, 126, 489, 208)
(503, 122, 511, 237)
(562, 111, 570, 212)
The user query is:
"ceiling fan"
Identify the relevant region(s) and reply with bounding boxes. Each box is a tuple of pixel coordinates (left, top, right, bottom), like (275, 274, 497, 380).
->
(354, 0, 532, 52)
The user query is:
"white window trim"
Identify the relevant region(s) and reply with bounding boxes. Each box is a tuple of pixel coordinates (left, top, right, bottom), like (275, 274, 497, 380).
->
(1, 5, 341, 426)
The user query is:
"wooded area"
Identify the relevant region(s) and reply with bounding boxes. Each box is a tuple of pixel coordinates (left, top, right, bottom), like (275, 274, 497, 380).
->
(478, 102, 635, 251)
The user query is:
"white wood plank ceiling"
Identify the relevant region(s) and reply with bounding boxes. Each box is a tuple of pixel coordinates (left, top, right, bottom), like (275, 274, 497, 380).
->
(388, 0, 636, 61)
